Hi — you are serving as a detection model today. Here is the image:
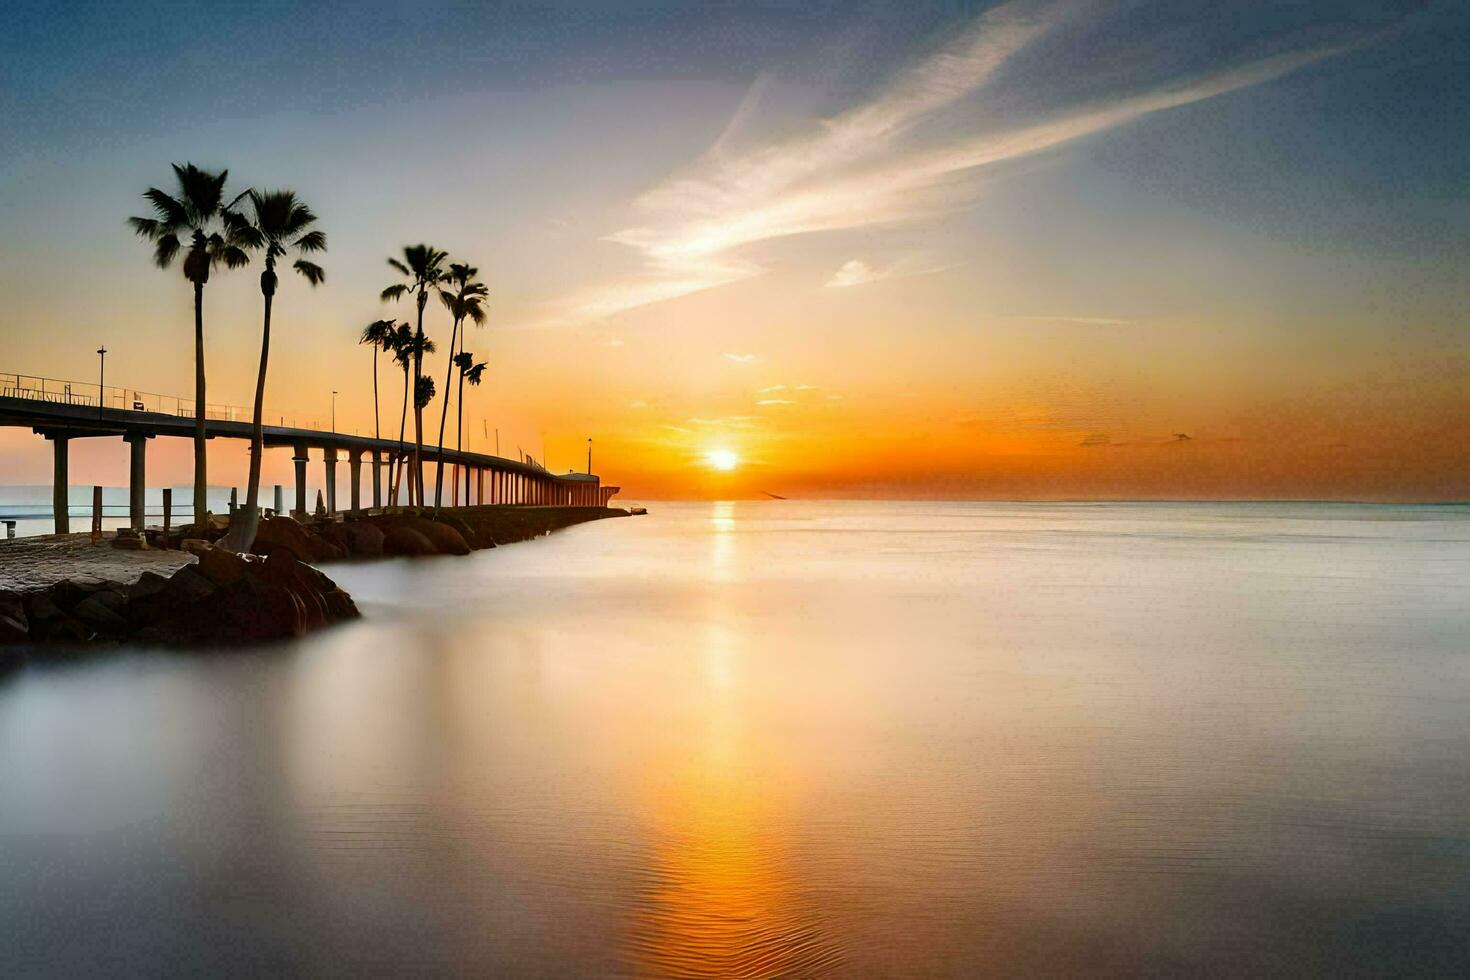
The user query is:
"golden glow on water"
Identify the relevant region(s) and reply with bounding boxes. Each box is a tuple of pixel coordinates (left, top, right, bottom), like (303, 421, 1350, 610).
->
(1, 502, 1467, 975)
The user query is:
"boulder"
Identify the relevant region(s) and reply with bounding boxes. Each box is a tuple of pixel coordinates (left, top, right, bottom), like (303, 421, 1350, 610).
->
(0, 593, 28, 643)
(163, 564, 216, 603)
(195, 546, 251, 586)
(180, 538, 212, 555)
(72, 594, 128, 634)
(402, 517, 470, 556)
(382, 525, 437, 557)
(437, 514, 483, 550)
(250, 516, 318, 563)
(338, 521, 385, 557)
(128, 571, 171, 601)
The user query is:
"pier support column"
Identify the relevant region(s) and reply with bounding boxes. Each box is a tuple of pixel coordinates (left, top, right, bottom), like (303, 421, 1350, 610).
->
(371, 451, 382, 509)
(292, 445, 309, 517)
(323, 447, 339, 515)
(50, 434, 70, 534)
(348, 450, 363, 512)
(274, 484, 284, 516)
(125, 432, 148, 530)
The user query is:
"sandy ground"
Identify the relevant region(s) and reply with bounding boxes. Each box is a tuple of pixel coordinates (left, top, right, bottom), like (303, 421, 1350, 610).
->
(0, 533, 194, 593)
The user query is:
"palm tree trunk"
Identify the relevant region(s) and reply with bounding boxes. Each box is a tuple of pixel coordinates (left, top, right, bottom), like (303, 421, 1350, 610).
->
(221, 287, 272, 551)
(412, 293, 426, 505)
(456, 362, 467, 506)
(393, 363, 409, 507)
(432, 316, 461, 511)
(192, 279, 208, 530)
(372, 346, 380, 441)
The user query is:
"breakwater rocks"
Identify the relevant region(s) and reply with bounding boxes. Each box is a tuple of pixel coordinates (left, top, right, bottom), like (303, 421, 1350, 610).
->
(0, 507, 630, 653)
(247, 506, 629, 563)
(0, 547, 357, 650)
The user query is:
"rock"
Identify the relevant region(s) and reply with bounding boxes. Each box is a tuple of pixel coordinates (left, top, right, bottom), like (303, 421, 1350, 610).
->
(404, 518, 470, 556)
(112, 534, 148, 550)
(195, 546, 251, 586)
(41, 616, 90, 644)
(89, 588, 127, 613)
(437, 514, 483, 550)
(202, 578, 306, 643)
(250, 516, 319, 563)
(346, 521, 385, 557)
(0, 593, 28, 643)
(164, 564, 216, 602)
(24, 592, 61, 623)
(180, 538, 212, 555)
(72, 594, 128, 633)
(129, 571, 171, 601)
(382, 525, 437, 557)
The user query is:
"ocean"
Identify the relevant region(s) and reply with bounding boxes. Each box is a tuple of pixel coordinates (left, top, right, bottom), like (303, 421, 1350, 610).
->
(1, 501, 1467, 975)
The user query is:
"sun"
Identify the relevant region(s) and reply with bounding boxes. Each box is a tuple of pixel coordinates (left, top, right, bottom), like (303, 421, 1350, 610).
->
(705, 449, 740, 472)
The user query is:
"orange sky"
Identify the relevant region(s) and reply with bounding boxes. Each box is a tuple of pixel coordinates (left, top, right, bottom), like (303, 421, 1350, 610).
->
(1, 2, 1466, 501)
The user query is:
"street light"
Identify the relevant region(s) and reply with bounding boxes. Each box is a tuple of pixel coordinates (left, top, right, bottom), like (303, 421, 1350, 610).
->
(587, 437, 592, 475)
(331, 390, 338, 433)
(96, 346, 107, 418)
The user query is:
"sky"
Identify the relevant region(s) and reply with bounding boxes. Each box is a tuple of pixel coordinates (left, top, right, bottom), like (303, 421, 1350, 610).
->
(1, 0, 1467, 501)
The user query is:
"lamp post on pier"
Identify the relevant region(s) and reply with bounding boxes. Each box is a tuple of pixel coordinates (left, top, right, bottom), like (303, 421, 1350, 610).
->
(331, 390, 338, 433)
(96, 346, 107, 418)
(587, 437, 592, 475)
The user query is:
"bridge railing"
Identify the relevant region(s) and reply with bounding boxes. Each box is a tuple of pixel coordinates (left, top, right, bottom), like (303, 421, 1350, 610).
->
(0, 372, 322, 430)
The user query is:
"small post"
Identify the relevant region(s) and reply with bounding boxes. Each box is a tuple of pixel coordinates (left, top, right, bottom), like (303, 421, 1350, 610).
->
(228, 486, 238, 515)
(273, 484, 284, 516)
(3, 520, 15, 539)
(162, 488, 172, 548)
(91, 486, 103, 545)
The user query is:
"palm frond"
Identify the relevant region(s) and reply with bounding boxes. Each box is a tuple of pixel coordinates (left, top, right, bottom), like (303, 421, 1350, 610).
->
(387, 257, 412, 277)
(293, 229, 326, 252)
(218, 245, 251, 269)
(465, 362, 488, 385)
(128, 216, 162, 239)
(142, 188, 190, 229)
(152, 233, 181, 268)
(293, 259, 325, 285)
(381, 284, 409, 302)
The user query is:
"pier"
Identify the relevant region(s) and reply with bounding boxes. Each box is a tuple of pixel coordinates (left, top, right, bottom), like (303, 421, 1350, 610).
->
(1, 371, 617, 533)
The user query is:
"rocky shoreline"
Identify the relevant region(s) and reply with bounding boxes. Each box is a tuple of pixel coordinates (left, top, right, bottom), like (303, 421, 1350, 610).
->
(0, 506, 630, 653)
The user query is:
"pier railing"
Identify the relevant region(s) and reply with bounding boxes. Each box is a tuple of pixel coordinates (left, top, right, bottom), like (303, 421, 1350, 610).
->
(0, 371, 322, 430)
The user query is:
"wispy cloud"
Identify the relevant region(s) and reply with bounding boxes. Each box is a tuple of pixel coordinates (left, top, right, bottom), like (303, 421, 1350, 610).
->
(757, 398, 796, 406)
(759, 383, 787, 393)
(550, 0, 1368, 324)
(723, 352, 758, 363)
(826, 258, 960, 288)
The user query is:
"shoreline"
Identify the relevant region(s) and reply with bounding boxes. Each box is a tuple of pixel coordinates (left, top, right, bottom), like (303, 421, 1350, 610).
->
(0, 506, 634, 652)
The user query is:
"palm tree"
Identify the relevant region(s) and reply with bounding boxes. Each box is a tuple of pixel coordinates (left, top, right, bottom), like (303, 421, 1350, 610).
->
(359, 318, 397, 442)
(432, 263, 488, 510)
(390, 327, 433, 506)
(381, 245, 449, 506)
(455, 352, 488, 504)
(128, 163, 251, 528)
(218, 191, 325, 551)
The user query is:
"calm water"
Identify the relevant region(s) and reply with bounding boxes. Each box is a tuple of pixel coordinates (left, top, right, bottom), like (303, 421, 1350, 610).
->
(2, 501, 1468, 976)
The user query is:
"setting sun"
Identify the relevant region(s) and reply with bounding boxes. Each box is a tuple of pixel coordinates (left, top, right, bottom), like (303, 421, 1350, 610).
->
(705, 450, 739, 472)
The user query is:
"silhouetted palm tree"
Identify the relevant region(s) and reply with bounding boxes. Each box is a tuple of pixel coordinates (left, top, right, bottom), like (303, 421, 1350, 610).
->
(432, 263, 488, 510)
(381, 245, 448, 505)
(390, 327, 434, 506)
(455, 352, 488, 504)
(127, 163, 251, 527)
(359, 318, 397, 443)
(219, 190, 325, 551)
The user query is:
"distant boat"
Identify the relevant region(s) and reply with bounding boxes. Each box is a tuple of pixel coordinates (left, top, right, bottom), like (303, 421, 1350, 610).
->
(762, 491, 787, 500)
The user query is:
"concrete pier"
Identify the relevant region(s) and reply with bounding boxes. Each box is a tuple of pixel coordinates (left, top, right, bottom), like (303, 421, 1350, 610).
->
(50, 434, 69, 534)
(323, 447, 339, 515)
(292, 445, 309, 517)
(348, 449, 363, 512)
(125, 432, 148, 530)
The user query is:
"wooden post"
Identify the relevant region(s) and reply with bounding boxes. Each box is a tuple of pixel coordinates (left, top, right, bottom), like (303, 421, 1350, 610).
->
(91, 485, 103, 545)
(162, 488, 172, 548)
(51, 434, 70, 534)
